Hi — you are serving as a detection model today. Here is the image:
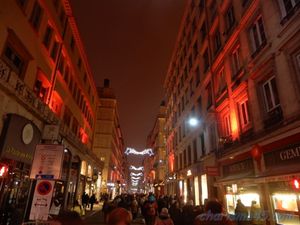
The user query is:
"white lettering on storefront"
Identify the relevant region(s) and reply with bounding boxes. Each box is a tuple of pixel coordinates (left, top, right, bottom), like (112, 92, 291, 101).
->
(279, 147, 300, 161)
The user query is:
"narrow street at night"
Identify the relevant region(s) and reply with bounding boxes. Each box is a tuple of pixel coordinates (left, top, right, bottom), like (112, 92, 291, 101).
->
(0, 0, 300, 225)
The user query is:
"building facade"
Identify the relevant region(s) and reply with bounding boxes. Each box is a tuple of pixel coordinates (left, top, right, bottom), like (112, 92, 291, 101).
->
(164, 0, 300, 224)
(146, 102, 167, 196)
(0, 0, 103, 221)
(93, 79, 126, 198)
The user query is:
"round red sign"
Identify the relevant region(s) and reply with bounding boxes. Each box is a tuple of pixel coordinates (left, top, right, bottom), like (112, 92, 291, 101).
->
(37, 181, 52, 195)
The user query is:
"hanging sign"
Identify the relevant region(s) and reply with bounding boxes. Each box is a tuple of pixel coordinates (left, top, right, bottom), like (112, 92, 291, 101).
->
(30, 144, 64, 179)
(29, 180, 55, 221)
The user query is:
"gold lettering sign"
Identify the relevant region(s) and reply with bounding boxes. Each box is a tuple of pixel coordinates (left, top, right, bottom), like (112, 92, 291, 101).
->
(4, 146, 33, 161)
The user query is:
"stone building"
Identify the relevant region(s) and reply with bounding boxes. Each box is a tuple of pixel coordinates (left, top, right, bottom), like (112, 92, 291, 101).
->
(164, 0, 300, 223)
(0, 0, 102, 221)
(93, 79, 126, 198)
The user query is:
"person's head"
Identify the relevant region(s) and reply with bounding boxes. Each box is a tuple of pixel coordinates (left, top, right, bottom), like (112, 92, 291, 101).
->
(148, 195, 156, 203)
(205, 200, 223, 214)
(107, 207, 132, 225)
(160, 208, 170, 218)
(237, 199, 241, 204)
(51, 211, 84, 225)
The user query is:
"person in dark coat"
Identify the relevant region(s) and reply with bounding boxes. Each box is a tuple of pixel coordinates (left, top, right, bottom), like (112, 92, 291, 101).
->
(235, 199, 248, 225)
(169, 202, 183, 225)
(89, 193, 97, 211)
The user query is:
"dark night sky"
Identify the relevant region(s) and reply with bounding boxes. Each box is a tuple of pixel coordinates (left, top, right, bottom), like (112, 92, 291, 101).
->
(70, 0, 185, 152)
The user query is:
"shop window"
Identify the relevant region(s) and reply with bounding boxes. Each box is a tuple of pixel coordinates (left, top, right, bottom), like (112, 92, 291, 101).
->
(238, 99, 251, 129)
(262, 76, 280, 112)
(231, 45, 242, 77)
(43, 24, 53, 50)
(249, 16, 267, 57)
(272, 193, 300, 225)
(278, 0, 300, 19)
(29, 1, 43, 31)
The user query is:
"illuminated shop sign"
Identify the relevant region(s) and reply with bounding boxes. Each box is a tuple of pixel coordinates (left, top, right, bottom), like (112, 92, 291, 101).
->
(223, 158, 254, 177)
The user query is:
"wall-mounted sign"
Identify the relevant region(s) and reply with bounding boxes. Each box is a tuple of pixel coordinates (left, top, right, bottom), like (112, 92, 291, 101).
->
(30, 144, 64, 179)
(0, 114, 41, 164)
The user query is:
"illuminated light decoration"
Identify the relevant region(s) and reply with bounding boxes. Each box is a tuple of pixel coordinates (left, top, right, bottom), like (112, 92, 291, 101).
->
(80, 128, 88, 144)
(230, 110, 239, 138)
(0, 164, 8, 177)
(293, 178, 300, 189)
(131, 177, 141, 180)
(187, 170, 192, 176)
(125, 147, 154, 156)
(129, 166, 144, 171)
(169, 153, 174, 172)
(130, 172, 143, 177)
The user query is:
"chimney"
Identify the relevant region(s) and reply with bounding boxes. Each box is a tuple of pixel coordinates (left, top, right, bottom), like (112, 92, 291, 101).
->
(104, 79, 110, 88)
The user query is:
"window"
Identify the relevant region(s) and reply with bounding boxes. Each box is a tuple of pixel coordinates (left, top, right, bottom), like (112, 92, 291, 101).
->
(232, 46, 241, 76)
(71, 118, 79, 136)
(190, 79, 194, 96)
(262, 76, 280, 112)
(238, 99, 250, 128)
(58, 57, 65, 75)
(77, 58, 82, 70)
(197, 96, 202, 115)
(185, 88, 189, 105)
(188, 145, 192, 166)
(184, 149, 187, 167)
(83, 73, 87, 84)
(179, 126, 182, 142)
(64, 65, 69, 84)
(59, 8, 66, 25)
(193, 41, 198, 59)
(43, 25, 53, 49)
(214, 29, 222, 54)
(193, 139, 197, 163)
(50, 40, 59, 61)
(226, 5, 236, 32)
(2, 44, 26, 77)
(215, 67, 226, 95)
(200, 23, 207, 41)
(203, 49, 209, 72)
(180, 153, 183, 169)
(250, 16, 267, 54)
(16, 0, 28, 10)
(278, 0, 300, 18)
(223, 114, 231, 136)
(195, 66, 200, 85)
(206, 83, 212, 109)
(70, 36, 75, 51)
(181, 96, 185, 111)
(30, 1, 43, 31)
(63, 107, 72, 127)
(200, 133, 205, 156)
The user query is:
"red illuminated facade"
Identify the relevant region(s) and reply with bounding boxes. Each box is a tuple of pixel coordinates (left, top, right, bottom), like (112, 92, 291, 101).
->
(164, 0, 300, 223)
(0, 0, 103, 220)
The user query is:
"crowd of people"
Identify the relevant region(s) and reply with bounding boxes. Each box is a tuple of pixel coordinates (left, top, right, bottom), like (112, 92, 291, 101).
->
(45, 192, 263, 225)
(101, 193, 262, 225)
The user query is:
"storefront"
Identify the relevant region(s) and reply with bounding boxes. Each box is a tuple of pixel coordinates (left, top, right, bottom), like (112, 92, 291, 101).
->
(259, 134, 300, 225)
(0, 114, 41, 223)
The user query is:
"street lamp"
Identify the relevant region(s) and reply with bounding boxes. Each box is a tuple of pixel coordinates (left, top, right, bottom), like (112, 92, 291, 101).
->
(188, 117, 200, 127)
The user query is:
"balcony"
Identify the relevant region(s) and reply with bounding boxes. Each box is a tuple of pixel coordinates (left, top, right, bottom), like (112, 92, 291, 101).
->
(263, 106, 283, 129)
(0, 59, 59, 125)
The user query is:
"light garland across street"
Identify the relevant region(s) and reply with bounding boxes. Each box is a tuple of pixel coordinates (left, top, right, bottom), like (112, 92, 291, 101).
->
(125, 147, 154, 156)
